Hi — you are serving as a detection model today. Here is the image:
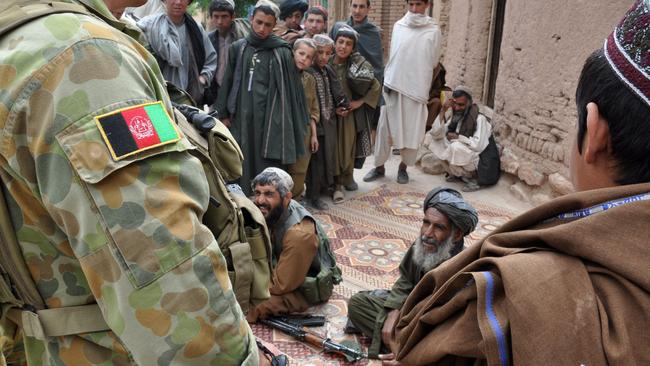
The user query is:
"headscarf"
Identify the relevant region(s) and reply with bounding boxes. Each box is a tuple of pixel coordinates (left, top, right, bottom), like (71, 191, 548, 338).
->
(279, 0, 308, 20)
(423, 187, 478, 236)
(255, 0, 280, 19)
(604, 0, 650, 108)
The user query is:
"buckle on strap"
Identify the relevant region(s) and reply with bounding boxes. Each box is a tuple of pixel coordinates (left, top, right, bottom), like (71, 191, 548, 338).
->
(7, 304, 109, 340)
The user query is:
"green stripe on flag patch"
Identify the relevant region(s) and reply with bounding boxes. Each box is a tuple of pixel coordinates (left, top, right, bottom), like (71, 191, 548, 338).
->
(144, 103, 179, 142)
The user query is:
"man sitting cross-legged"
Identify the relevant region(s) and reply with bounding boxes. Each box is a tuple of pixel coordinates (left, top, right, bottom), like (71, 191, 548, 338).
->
(345, 187, 477, 358)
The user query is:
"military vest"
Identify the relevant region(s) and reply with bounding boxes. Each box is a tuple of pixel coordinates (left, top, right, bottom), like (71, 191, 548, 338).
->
(273, 201, 342, 304)
(0, 0, 272, 343)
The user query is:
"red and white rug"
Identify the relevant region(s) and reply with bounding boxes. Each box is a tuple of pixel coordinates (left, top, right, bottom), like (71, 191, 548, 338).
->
(253, 183, 516, 365)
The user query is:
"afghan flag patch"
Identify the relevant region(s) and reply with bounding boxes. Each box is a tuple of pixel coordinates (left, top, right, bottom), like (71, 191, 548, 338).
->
(95, 101, 180, 160)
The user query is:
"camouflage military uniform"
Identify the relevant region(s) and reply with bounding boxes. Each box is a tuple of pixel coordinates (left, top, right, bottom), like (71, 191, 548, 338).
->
(0, 0, 257, 364)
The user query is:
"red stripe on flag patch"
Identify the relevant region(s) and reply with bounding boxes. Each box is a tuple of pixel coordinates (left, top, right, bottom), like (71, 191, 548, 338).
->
(120, 106, 162, 149)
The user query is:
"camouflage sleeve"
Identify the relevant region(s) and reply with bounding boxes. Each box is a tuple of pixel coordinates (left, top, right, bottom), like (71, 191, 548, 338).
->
(1, 14, 256, 365)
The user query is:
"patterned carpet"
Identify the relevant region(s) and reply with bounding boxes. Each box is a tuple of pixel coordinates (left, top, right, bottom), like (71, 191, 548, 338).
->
(252, 183, 516, 365)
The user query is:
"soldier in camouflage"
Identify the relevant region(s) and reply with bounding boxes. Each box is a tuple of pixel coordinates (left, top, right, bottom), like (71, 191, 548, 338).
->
(0, 0, 266, 364)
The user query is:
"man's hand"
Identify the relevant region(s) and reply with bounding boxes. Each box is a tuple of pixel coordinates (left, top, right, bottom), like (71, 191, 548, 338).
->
(199, 74, 208, 87)
(446, 132, 459, 140)
(310, 134, 319, 153)
(336, 106, 350, 117)
(379, 353, 401, 366)
(258, 339, 284, 366)
(221, 117, 231, 128)
(349, 99, 364, 111)
(382, 309, 400, 353)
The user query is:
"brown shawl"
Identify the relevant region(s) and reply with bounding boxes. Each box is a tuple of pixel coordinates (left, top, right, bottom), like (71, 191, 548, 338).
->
(446, 103, 479, 138)
(395, 183, 650, 365)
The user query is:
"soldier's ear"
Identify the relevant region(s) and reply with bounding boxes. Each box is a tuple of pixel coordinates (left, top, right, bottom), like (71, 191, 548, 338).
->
(284, 191, 293, 206)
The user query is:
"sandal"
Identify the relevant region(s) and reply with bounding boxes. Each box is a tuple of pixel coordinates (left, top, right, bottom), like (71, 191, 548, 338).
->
(333, 189, 345, 204)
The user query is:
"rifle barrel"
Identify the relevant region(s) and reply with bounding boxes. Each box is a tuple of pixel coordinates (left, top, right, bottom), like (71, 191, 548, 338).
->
(262, 318, 367, 361)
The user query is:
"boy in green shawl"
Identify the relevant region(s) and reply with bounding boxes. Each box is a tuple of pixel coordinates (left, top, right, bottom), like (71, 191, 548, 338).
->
(216, 0, 309, 195)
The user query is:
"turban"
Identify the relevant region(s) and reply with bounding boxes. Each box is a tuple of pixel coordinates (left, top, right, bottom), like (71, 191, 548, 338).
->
(280, 0, 309, 20)
(423, 187, 478, 236)
(604, 0, 650, 107)
(260, 167, 294, 191)
(255, 0, 281, 19)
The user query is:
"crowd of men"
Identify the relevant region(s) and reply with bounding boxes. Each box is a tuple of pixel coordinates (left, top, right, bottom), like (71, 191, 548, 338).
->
(1, 0, 649, 364)
(128, 0, 493, 207)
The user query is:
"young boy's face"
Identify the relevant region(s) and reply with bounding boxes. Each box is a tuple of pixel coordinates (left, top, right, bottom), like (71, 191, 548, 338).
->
(294, 44, 315, 71)
(335, 36, 354, 60)
(316, 45, 334, 68)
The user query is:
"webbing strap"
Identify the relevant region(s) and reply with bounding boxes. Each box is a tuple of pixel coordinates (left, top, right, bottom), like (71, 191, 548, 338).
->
(7, 304, 109, 340)
(0, 172, 45, 311)
(229, 242, 253, 313)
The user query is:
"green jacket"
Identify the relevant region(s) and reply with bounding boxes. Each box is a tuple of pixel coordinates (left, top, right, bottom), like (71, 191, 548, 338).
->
(0, 0, 257, 364)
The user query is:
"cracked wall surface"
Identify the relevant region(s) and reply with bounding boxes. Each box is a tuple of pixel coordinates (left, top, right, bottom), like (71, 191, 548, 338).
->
(437, 0, 631, 200)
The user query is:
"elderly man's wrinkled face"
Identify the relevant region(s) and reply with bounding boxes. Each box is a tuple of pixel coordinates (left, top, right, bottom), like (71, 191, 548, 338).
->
(253, 184, 288, 225)
(420, 207, 455, 250)
(451, 95, 469, 115)
(284, 10, 303, 30)
(413, 207, 460, 271)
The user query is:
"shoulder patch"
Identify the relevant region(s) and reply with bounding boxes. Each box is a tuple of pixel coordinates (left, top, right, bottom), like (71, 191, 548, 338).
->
(94, 101, 180, 160)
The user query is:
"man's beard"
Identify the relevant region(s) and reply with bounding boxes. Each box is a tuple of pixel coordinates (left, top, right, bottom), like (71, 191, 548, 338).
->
(451, 109, 466, 123)
(259, 203, 285, 227)
(412, 234, 457, 272)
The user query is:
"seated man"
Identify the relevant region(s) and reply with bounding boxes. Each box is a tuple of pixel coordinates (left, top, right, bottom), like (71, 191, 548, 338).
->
(247, 168, 341, 322)
(422, 86, 494, 191)
(389, 2, 650, 365)
(346, 187, 477, 358)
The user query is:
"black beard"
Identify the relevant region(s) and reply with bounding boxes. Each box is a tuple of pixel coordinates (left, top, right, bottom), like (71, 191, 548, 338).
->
(263, 203, 285, 227)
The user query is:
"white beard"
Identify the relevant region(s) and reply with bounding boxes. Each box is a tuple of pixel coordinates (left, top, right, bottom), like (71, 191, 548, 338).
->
(412, 235, 456, 273)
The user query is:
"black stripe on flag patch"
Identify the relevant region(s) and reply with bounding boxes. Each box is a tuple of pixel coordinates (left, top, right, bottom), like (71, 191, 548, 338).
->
(97, 113, 138, 158)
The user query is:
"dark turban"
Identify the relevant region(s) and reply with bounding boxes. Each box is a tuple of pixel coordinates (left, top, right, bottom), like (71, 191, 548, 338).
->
(423, 187, 478, 236)
(280, 0, 309, 20)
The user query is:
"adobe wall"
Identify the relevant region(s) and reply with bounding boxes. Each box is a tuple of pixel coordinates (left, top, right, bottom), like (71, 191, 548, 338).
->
(490, 0, 630, 201)
(432, 0, 493, 99)
(318, 0, 632, 202)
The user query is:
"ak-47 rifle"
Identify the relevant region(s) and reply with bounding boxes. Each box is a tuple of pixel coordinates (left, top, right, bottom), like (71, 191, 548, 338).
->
(261, 317, 367, 362)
